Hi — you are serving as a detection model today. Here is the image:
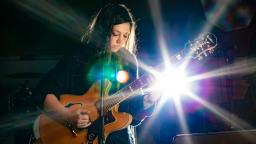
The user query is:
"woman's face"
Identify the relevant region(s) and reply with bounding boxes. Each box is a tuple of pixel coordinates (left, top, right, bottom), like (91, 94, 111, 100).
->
(109, 22, 130, 53)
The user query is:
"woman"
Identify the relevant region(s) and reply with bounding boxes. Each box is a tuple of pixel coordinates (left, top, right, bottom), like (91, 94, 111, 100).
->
(33, 3, 156, 144)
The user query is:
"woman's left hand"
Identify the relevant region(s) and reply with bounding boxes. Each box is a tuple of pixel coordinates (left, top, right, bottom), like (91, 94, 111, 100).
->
(143, 93, 160, 109)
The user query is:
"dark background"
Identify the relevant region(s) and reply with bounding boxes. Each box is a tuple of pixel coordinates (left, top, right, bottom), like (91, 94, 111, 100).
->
(1, 0, 256, 143)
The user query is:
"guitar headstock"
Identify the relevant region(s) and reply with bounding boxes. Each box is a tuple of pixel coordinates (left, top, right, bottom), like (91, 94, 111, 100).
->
(186, 32, 217, 60)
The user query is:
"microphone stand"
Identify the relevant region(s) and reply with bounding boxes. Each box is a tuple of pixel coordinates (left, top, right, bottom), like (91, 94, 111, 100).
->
(99, 51, 106, 144)
(97, 49, 125, 144)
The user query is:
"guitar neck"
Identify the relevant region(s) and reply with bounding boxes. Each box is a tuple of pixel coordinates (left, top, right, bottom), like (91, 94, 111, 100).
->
(95, 74, 153, 112)
(95, 48, 192, 112)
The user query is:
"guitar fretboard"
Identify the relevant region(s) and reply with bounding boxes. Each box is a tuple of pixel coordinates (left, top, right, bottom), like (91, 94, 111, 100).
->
(95, 73, 154, 113)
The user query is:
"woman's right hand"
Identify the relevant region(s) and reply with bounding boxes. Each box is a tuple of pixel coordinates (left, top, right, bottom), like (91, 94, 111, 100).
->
(65, 108, 91, 128)
(44, 94, 92, 128)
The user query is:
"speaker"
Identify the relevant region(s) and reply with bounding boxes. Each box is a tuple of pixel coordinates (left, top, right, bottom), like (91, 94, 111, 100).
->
(172, 130, 256, 144)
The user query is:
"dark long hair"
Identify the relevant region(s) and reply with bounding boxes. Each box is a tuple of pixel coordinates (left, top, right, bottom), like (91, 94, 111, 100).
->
(81, 4, 137, 54)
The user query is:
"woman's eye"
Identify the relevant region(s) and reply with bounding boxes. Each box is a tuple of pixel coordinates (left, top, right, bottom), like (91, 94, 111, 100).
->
(124, 34, 129, 38)
(112, 32, 119, 36)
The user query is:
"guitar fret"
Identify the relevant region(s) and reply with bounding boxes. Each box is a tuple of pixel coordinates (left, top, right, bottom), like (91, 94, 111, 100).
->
(140, 88, 145, 95)
(128, 85, 134, 92)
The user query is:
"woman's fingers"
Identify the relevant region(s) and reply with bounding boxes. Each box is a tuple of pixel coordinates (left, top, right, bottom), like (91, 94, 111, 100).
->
(77, 121, 91, 128)
(76, 108, 91, 128)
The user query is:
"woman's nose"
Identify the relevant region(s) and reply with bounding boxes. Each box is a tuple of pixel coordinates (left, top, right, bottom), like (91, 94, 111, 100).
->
(116, 36, 122, 44)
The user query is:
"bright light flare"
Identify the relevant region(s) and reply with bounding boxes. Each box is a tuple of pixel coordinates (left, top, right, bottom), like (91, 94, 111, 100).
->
(153, 68, 191, 98)
(14, 0, 88, 40)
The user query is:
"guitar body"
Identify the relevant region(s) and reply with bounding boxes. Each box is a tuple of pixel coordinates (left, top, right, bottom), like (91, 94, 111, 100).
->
(35, 82, 133, 144)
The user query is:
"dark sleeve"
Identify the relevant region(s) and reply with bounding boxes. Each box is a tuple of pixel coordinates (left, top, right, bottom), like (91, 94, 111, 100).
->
(32, 54, 74, 109)
(118, 95, 155, 126)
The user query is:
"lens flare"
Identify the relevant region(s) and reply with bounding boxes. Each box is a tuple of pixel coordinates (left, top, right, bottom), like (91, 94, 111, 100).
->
(116, 70, 129, 84)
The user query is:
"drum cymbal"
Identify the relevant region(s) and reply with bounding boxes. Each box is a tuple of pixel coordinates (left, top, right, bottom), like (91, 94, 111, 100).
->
(5, 72, 45, 79)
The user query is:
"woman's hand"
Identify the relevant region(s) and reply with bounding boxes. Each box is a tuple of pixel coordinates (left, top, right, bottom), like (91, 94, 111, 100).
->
(143, 93, 160, 109)
(65, 108, 91, 128)
(44, 94, 91, 128)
